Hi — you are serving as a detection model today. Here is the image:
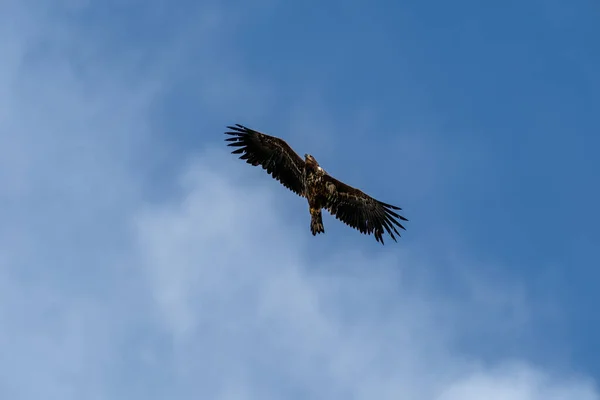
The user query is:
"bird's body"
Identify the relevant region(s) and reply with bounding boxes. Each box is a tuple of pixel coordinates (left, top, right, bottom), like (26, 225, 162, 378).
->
(303, 155, 328, 235)
(225, 124, 408, 244)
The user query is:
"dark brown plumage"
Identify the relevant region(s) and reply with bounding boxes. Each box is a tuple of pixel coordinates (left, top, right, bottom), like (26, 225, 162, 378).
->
(225, 124, 408, 244)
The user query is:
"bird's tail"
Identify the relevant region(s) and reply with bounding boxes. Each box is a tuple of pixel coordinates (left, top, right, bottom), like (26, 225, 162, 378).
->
(310, 208, 325, 235)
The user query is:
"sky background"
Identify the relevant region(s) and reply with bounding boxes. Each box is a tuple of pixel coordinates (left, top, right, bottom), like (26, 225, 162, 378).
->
(1, 0, 599, 398)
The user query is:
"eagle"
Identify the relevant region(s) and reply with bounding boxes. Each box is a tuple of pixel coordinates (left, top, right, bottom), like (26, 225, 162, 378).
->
(225, 124, 408, 244)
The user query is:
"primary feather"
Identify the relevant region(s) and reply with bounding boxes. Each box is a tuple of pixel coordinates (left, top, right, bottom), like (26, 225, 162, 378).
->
(225, 124, 305, 196)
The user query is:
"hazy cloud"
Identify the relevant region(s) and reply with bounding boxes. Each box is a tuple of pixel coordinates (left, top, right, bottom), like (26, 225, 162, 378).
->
(0, 1, 597, 399)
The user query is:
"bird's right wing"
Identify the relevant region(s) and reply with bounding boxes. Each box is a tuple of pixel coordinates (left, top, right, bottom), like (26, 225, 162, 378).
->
(225, 124, 306, 197)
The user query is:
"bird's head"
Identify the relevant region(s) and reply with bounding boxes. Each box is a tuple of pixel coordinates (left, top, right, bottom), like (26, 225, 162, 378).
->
(304, 154, 324, 172)
(304, 153, 317, 164)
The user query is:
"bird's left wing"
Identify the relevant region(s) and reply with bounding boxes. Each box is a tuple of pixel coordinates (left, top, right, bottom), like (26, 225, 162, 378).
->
(225, 124, 306, 196)
(322, 174, 408, 244)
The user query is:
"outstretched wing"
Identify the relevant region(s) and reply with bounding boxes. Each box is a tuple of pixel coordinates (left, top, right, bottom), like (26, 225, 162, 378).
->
(323, 174, 408, 244)
(225, 124, 306, 196)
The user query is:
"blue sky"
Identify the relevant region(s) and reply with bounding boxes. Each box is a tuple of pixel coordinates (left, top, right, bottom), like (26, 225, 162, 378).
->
(1, 0, 599, 398)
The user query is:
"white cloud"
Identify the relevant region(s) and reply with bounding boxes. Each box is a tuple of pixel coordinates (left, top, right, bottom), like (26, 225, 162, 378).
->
(438, 362, 599, 400)
(131, 152, 599, 400)
(0, 1, 598, 400)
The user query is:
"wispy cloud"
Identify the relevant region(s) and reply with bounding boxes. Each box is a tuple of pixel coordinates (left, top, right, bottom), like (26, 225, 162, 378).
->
(131, 150, 598, 400)
(0, 1, 597, 399)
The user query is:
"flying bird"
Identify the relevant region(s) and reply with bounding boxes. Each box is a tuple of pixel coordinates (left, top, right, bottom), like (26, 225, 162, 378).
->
(224, 124, 408, 244)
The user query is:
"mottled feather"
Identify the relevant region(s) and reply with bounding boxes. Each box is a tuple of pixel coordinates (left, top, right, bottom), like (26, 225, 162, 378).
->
(322, 175, 408, 244)
(224, 124, 306, 196)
